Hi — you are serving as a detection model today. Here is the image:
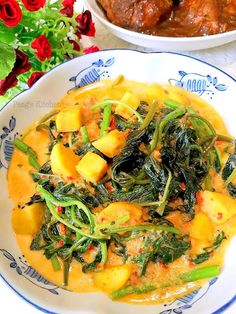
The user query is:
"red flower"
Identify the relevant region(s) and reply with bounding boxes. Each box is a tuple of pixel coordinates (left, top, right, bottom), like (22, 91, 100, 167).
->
(14, 49, 31, 75)
(22, 0, 46, 12)
(31, 35, 52, 61)
(60, 0, 75, 17)
(0, 72, 18, 95)
(83, 45, 100, 54)
(69, 39, 80, 52)
(0, 0, 22, 27)
(0, 49, 31, 95)
(75, 30, 82, 40)
(27, 71, 45, 87)
(76, 10, 96, 37)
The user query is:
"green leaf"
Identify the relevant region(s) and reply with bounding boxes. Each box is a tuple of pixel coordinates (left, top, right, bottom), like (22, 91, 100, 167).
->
(0, 42, 16, 80)
(0, 24, 16, 43)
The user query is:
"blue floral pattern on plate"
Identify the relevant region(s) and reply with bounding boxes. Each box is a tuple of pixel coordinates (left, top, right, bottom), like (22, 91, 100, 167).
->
(0, 249, 59, 295)
(169, 71, 227, 98)
(0, 115, 17, 169)
(69, 57, 115, 88)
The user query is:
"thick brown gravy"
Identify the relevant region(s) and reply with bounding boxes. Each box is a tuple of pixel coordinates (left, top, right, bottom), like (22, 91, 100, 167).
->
(98, 0, 236, 37)
(151, 0, 236, 37)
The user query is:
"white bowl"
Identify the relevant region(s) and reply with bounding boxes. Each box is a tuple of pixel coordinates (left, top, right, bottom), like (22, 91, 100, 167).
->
(0, 50, 236, 314)
(85, 0, 236, 51)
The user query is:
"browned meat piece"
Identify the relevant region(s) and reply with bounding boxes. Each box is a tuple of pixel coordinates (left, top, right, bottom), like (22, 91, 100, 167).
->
(97, 0, 173, 31)
(172, 0, 220, 35)
(218, 0, 236, 32)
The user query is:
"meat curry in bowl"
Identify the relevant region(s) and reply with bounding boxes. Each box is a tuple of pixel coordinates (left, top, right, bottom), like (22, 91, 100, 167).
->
(97, 0, 236, 37)
(9, 77, 236, 303)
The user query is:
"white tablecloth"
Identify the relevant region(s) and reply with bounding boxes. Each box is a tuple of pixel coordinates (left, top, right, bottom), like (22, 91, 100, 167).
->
(1, 2, 236, 313)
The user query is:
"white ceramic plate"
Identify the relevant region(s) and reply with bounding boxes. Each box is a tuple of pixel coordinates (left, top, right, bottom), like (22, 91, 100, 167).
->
(85, 0, 236, 51)
(0, 50, 236, 314)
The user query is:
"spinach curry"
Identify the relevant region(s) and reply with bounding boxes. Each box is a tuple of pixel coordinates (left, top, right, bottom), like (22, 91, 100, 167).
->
(8, 78, 236, 303)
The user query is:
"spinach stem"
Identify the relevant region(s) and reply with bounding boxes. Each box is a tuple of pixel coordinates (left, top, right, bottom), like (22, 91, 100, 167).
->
(103, 224, 180, 235)
(217, 134, 235, 144)
(100, 104, 112, 136)
(139, 168, 172, 216)
(14, 138, 40, 170)
(157, 108, 186, 145)
(37, 109, 59, 125)
(36, 124, 56, 141)
(95, 214, 130, 233)
(164, 99, 183, 110)
(45, 200, 107, 240)
(62, 237, 88, 260)
(180, 265, 220, 282)
(71, 205, 90, 229)
(188, 113, 216, 137)
(80, 126, 90, 143)
(100, 241, 108, 265)
(51, 255, 61, 271)
(111, 285, 157, 300)
(37, 185, 95, 233)
(63, 260, 70, 286)
(225, 167, 236, 186)
(140, 100, 158, 130)
(14, 138, 31, 153)
(91, 99, 143, 123)
(203, 135, 217, 154)
(150, 119, 160, 152)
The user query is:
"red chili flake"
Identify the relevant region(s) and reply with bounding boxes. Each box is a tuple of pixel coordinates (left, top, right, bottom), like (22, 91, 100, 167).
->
(88, 243, 94, 250)
(159, 261, 168, 270)
(196, 192, 203, 206)
(106, 185, 113, 192)
(217, 212, 223, 220)
(67, 176, 74, 182)
(59, 223, 66, 236)
(101, 217, 106, 222)
(110, 116, 116, 130)
(56, 206, 63, 214)
(188, 261, 196, 268)
(215, 140, 223, 146)
(131, 276, 139, 285)
(96, 263, 103, 270)
(57, 240, 65, 248)
(138, 248, 143, 253)
(130, 272, 139, 285)
(180, 182, 186, 191)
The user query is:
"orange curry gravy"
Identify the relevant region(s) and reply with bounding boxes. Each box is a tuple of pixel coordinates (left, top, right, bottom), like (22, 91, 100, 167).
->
(8, 79, 236, 304)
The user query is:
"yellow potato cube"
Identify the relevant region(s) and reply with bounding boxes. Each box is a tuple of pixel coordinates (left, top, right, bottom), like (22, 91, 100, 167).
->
(50, 143, 80, 179)
(56, 105, 83, 132)
(200, 191, 236, 224)
(12, 203, 45, 235)
(146, 84, 166, 106)
(93, 265, 131, 292)
(190, 212, 214, 242)
(97, 202, 142, 226)
(115, 91, 140, 119)
(92, 130, 126, 158)
(76, 152, 107, 183)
